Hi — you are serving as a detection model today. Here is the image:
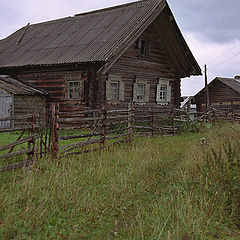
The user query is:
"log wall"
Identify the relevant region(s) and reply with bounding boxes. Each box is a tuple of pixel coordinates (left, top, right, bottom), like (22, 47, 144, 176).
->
(98, 22, 181, 109)
(196, 81, 240, 112)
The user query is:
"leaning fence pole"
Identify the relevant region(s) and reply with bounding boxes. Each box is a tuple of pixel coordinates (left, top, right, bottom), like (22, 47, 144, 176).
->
(128, 102, 133, 141)
(31, 109, 37, 162)
(51, 103, 59, 158)
(101, 106, 107, 148)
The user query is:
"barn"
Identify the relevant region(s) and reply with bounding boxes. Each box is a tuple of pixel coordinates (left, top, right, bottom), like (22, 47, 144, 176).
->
(0, 0, 201, 113)
(0, 75, 46, 128)
(194, 76, 240, 112)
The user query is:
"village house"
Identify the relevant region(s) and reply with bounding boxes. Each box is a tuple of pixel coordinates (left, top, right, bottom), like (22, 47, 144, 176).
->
(194, 76, 240, 112)
(0, 0, 201, 115)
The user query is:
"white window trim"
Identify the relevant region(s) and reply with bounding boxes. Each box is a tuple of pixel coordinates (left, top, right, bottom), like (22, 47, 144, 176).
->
(106, 75, 124, 102)
(156, 78, 171, 105)
(133, 78, 150, 103)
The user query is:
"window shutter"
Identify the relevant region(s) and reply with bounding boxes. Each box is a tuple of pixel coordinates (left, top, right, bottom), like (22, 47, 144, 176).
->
(119, 81, 125, 101)
(147, 41, 151, 57)
(167, 85, 171, 102)
(145, 83, 150, 102)
(133, 83, 138, 102)
(79, 80, 84, 100)
(106, 81, 111, 100)
(156, 84, 161, 102)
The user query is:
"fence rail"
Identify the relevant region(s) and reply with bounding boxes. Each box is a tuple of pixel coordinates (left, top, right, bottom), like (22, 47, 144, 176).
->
(1, 104, 240, 172)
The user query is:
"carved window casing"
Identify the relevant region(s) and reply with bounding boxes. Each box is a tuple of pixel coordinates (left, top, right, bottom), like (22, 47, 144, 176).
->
(133, 78, 150, 103)
(106, 75, 125, 102)
(156, 78, 171, 105)
(65, 74, 84, 100)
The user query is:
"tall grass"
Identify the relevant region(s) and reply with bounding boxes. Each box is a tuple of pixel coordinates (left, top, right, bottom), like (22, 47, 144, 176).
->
(0, 123, 240, 239)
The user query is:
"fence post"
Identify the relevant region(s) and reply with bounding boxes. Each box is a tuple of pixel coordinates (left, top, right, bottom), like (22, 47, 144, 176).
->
(151, 109, 155, 136)
(101, 105, 107, 148)
(172, 108, 176, 135)
(51, 103, 59, 158)
(31, 109, 37, 162)
(128, 101, 133, 141)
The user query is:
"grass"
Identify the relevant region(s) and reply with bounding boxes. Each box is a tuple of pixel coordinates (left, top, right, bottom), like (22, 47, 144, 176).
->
(0, 123, 240, 239)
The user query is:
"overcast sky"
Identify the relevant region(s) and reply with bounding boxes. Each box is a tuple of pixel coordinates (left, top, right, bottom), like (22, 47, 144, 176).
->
(0, 0, 240, 96)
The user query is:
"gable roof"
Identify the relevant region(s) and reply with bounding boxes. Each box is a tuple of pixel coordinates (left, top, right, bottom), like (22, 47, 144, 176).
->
(195, 77, 240, 99)
(0, 75, 47, 95)
(0, 0, 201, 77)
(217, 77, 240, 94)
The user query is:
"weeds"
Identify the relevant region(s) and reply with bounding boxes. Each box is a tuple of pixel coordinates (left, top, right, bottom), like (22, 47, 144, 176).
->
(0, 123, 240, 239)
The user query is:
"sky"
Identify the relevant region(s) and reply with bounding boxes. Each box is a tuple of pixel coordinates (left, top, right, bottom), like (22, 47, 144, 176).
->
(0, 0, 240, 96)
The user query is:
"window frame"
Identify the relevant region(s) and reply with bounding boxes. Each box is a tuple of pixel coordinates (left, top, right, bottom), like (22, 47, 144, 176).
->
(65, 74, 84, 101)
(156, 78, 171, 105)
(68, 81, 80, 100)
(137, 38, 151, 57)
(109, 81, 119, 101)
(133, 78, 150, 103)
(106, 75, 124, 102)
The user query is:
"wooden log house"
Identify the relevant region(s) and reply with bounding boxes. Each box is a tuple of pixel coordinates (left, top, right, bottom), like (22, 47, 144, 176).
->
(194, 76, 240, 112)
(0, 0, 201, 114)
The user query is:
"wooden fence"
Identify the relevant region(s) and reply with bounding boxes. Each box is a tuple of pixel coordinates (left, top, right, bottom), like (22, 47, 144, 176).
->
(0, 113, 38, 172)
(51, 104, 133, 158)
(0, 107, 52, 172)
(2, 104, 240, 172)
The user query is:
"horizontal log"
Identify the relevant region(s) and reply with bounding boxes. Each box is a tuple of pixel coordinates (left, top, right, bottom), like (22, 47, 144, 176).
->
(60, 146, 105, 158)
(107, 114, 133, 120)
(60, 132, 131, 151)
(59, 132, 102, 141)
(0, 160, 32, 172)
(0, 125, 39, 133)
(60, 138, 103, 150)
(0, 148, 32, 160)
(58, 116, 104, 123)
(59, 109, 101, 115)
(174, 118, 188, 122)
(0, 114, 33, 122)
(107, 109, 129, 113)
(134, 126, 152, 129)
(0, 136, 34, 152)
(110, 138, 131, 146)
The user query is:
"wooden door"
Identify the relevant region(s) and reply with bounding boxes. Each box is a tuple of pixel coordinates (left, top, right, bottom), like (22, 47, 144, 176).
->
(0, 90, 13, 128)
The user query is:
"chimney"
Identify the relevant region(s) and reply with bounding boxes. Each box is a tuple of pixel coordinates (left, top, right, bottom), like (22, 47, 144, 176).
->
(234, 75, 240, 79)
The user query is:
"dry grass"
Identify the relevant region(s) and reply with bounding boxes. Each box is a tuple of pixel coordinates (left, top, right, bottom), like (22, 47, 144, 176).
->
(0, 123, 240, 239)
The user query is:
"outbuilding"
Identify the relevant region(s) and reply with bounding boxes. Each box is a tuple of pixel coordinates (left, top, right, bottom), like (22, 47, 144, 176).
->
(0, 75, 47, 128)
(194, 76, 240, 112)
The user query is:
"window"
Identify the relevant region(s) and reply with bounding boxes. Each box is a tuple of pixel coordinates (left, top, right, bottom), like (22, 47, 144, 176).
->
(65, 74, 84, 101)
(106, 75, 125, 101)
(159, 84, 167, 101)
(133, 78, 150, 103)
(137, 39, 151, 57)
(156, 79, 171, 104)
(137, 84, 145, 101)
(68, 81, 79, 99)
(110, 82, 119, 100)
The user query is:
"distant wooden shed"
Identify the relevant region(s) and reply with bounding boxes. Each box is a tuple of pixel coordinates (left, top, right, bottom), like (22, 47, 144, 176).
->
(0, 75, 47, 128)
(194, 76, 240, 112)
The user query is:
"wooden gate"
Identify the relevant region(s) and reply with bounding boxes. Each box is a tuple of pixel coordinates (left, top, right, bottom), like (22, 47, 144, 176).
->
(0, 90, 13, 129)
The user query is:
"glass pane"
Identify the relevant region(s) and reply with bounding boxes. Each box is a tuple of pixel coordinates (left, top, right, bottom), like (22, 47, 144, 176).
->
(160, 84, 167, 101)
(110, 82, 119, 100)
(68, 81, 79, 99)
(137, 84, 144, 101)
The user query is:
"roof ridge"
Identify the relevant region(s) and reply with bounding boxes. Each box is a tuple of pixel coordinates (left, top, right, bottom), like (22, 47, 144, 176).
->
(74, 0, 161, 17)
